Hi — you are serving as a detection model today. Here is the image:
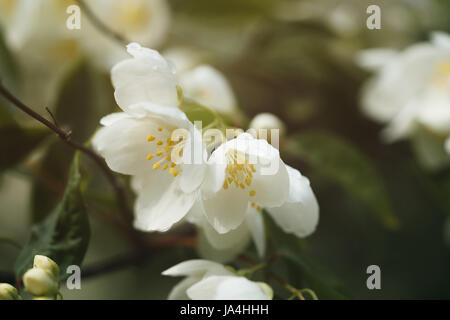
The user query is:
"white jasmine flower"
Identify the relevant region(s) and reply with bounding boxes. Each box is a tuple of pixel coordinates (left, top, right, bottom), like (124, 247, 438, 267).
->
(94, 43, 207, 231)
(191, 165, 319, 259)
(358, 32, 450, 142)
(162, 260, 272, 300)
(179, 65, 238, 115)
(200, 133, 289, 234)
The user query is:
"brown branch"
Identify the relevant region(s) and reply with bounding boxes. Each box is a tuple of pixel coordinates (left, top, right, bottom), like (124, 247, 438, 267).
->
(0, 82, 133, 224)
(75, 0, 129, 46)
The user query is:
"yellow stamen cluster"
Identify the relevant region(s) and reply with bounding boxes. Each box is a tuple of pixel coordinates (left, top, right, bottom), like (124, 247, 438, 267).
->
(222, 150, 257, 197)
(146, 128, 183, 178)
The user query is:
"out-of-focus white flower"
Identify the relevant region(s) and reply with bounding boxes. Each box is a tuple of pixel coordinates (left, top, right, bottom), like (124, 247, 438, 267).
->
(80, 0, 171, 69)
(162, 260, 273, 300)
(200, 133, 289, 234)
(94, 43, 207, 231)
(190, 165, 319, 260)
(358, 32, 450, 144)
(163, 47, 238, 115)
(0, 283, 21, 300)
(23, 267, 59, 297)
(249, 112, 286, 145)
(179, 65, 237, 115)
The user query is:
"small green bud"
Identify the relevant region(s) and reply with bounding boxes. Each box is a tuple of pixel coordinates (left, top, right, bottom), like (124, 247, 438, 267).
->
(33, 255, 60, 280)
(256, 282, 274, 299)
(23, 268, 59, 297)
(0, 283, 21, 300)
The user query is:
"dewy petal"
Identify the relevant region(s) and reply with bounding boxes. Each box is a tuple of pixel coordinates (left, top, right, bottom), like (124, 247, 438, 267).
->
(187, 276, 271, 300)
(201, 186, 249, 234)
(267, 166, 319, 238)
(162, 259, 229, 278)
(246, 205, 266, 257)
(111, 43, 178, 112)
(133, 168, 197, 232)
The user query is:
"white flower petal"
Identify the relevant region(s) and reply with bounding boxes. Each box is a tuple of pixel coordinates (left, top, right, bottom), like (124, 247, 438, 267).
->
(111, 42, 178, 111)
(179, 65, 237, 114)
(167, 276, 201, 300)
(267, 166, 319, 238)
(133, 169, 197, 232)
(92, 116, 160, 175)
(187, 276, 271, 300)
(201, 186, 249, 234)
(446, 137, 450, 155)
(355, 48, 398, 71)
(99, 112, 132, 126)
(197, 230, 250, 264)
(162, 259, 229, 277)
(251, 159, 289, 208)
(246, 206, 266, 257)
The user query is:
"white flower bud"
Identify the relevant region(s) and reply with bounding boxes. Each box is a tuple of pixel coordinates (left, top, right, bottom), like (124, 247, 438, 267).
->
(23, 268, 59, 297)
(33, 255, 59, 280)
(0, 283, 21, 300)
(256, 282, 274, 299)
(248, 113, 286, 145)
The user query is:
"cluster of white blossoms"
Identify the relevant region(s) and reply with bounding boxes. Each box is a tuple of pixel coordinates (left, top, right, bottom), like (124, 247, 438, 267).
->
(357, 32, 450, 166)
(93, 43, 319, 298)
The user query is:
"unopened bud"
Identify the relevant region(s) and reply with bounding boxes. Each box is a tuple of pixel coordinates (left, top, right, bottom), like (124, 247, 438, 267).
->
(33, 255, 59, 280)
(256, 281, 274, 299)
(23, 268, 59, 297)
(0, 283, 21, 300)
(248, 113, 286, 145)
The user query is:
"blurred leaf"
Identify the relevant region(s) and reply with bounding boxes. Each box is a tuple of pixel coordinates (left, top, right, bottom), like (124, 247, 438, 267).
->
(287, 131, 399, 230)
(0, 125, 49, 173)
(264, 213, 347, 300)
(14, 153, 90, 280)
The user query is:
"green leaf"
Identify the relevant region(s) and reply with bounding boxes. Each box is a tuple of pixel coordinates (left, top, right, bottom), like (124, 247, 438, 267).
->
(0, 125, 49, 173)
(180, 98, 217, 127)
(264, 213, 347, 300)
(14, 153, 90, 280)
(287, 131, 399, 230)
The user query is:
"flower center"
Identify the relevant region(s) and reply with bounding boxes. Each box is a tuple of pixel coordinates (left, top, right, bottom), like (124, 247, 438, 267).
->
(113, 0, 151, 33)
(146, 127, 184, 178)
(222, 150, 257, 197)
(431, 61, 450, 91)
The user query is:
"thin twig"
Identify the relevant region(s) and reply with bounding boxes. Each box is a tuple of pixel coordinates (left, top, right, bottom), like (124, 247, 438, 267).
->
(0, 82, 133, 224)
(75, 0, 129, 46)
(238, 253, 308, 300)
